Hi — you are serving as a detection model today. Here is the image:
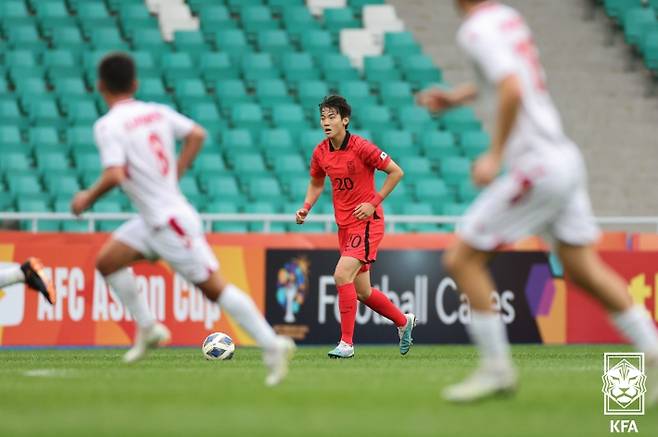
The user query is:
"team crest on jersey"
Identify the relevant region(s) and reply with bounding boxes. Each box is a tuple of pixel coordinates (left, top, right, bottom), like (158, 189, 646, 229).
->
(347, 160, 356, 175)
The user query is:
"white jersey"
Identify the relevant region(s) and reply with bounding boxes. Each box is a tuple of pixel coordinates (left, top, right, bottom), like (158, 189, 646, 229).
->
(93, 99, 197, 227)
(457, 1, 576, 167)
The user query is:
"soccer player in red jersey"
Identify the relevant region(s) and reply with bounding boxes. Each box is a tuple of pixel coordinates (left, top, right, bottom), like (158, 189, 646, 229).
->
(296, 95, 416, 358)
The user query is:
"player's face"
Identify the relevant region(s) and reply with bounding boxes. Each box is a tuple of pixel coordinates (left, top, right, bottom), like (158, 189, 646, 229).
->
(320, 107, 348, 139)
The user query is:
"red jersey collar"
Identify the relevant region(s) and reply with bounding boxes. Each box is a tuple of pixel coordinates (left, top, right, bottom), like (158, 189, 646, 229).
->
(328, 131, 351, 152)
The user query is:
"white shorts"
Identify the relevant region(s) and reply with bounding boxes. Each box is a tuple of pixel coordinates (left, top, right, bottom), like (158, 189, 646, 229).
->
(458, 149, 600, 250)
(113, 213, 219, 284)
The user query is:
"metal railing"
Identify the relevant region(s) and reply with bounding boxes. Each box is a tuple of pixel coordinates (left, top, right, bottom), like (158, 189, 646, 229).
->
(2, 212, 658, 233)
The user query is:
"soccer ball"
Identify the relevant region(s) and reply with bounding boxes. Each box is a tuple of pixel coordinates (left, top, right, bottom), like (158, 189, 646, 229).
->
(202, 332, 235, 360)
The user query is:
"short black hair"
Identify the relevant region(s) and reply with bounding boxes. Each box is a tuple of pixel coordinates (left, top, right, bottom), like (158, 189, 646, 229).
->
(319, 95, 351, 121)
(98, 52, 136, 94)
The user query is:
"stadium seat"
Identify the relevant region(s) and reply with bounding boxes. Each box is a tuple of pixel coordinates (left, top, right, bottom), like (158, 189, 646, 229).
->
(281, 53, 319, 82)
(319, 54, 360, 84)
(323, 7, 360, 33)
(173, 31, 209, 57)
(379, 81, 414, 107)
(301, 30, 335, 56)
(255, 79, 293, 107)
(355, 105, 392, 132)
(272, 104, 309, 131)
(623, 8, 657, 48)
(364, 55, 402, 84)
(205, 175, 242, 200)
(440, 107, 481, 133)
(459, 131, 490, 159)
(338, 81, 377, 107)
(414, 178, 451, 204)
(422, 131, 461, 162)
(442, 157, 471, 186)
(402, 54, 443, 85)
(257, 30, 292, 55)
(397, 106, 433, 135)
(384, 32, 422, 56)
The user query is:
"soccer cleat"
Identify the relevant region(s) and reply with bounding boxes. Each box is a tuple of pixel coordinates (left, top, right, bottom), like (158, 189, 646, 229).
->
(123, 322, 171, 364)
(20, 257, 56, 305)
(398, 313, 417, 355)
(264, 336, 296, 387)
(327, 340, 354, 359)
(442, 364, 518, 403)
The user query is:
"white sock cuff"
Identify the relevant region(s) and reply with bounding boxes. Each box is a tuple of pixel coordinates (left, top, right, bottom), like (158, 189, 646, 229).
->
(0, 265, 26, 288)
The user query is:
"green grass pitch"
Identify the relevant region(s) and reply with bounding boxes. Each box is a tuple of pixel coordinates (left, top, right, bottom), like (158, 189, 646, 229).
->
(0, 345, 655, 436)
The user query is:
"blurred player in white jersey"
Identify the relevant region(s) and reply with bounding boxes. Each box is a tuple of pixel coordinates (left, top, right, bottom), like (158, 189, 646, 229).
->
(417, 0, 658, 403)
(70, 53, 294, 386)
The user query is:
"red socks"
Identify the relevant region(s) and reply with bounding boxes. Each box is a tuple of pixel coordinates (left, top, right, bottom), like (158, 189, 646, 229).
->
(337, 283, 357, 345)
(364, 288, 407, 327)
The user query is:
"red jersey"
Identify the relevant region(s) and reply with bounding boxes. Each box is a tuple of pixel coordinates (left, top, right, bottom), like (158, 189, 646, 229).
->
(309, 132, 391, 228)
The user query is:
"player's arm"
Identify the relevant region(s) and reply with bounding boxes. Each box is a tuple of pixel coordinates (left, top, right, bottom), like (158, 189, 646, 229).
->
(353, 160, 403, 220)
(71, 166, 126, 215)
(176, 124, 206, 179)
(416, 83, 478, 113)
(472, 74, 522, 187)
(296, 176, 325, 225)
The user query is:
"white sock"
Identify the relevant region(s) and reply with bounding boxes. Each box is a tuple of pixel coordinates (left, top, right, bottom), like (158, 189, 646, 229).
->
(0, 265, 25, 288)
(612, 305, 658, 357)
(106, 268, 156, 329)
(218, 284, 277, 348)
(467, 310, 513, 369)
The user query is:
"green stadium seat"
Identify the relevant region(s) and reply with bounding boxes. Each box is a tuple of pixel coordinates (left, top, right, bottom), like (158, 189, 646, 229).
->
(8, 175, 42, 195)
(247, 177, 283, 200)
(17, 198, 51, 213)
(36, 152, 70, 172)
(0, 193, 14, 211)
(299, 129, 325, 149)
(136, 78, 166, 100)
(282, 5, 320, 40)
(174, 78, 207, 99)
(74, 151, 103, 172)
(604, 0, 644, 22)
(1, 1, 29, 18)
(384, 32, 422, 56)
(442, 201, 469, 218)
(242, 53, 280, 83)
(338, 81, 377, 107)
(230, 103, 264, 135)
(203, 200, 239, 214)
(77, 2, 111, 19)
(324, 8, 360, 33)
(301, 30, 335, 56)
(273, 154, 307, 174)
(441, 107, 481, 133)
(233, 153, 267, 175)
(0, 126, 24, 147)
(214, 29, 250, 55)
(643, 30, 658, 71)
(54, 78, 88, 97)
(66, 100, 100, 124)
(129, 26, 164, 47)
(402, 54, 442, 85)
(457, 180, 479, 203)
(459, 130, 489, 159)
(414, 178, 451, 204)
(173, 30, 208, 55)
(1, 153, 32, 171)
(272, 104, 308, 131)
(297, 80, 330, 109)
(30, 126, 61, 150)
(198, 4, 232, 25)
(34, 1, 69, 19)
(42, 50, 77, 69)
(0, 100, 23, 123)
(319, 54, 360, 83)
(68, 125, 94, 149)
(255, 79, 292, 107)
(356, 105, 393, 132)
(6, 50, 38, 67)
(364, 55, 402, 84)
(8, 26, 44, 50)
(44, 174, 80, 196)
(398, 156, 433, 182)
(215, 80, 252, 114)
(269, 0, 305, 14)
(380, 81, 414, 107)
(118, 3, 151, 21)
(222, 129, 254, 150)
(184, 102, 223, 128)
(193, 155, 225, 173)
(280, 53, 319, 82)
(442, 157, 471, 186)
(378, 129, 415, 158)
(259, 128, 294, 149)
(51, 27, 86, 49)
(28, 99, 63, 127)
(257, 30, 291, 55)
(179, 176, 200, 197)
(624, 8, 657, 48)
(240, 6, 277, 34)
(422, 131, 461, 162)
(200, 53, 238, 85)
(205, 175, 242, 200)
(398, 105, 434, 135)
